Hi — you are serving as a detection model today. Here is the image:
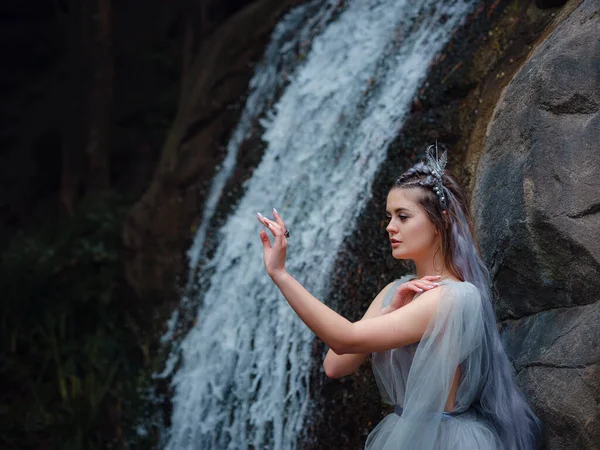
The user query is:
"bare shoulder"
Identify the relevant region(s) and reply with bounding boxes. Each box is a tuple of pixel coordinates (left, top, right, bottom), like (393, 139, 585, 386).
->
(372, 276, 413, 304)
(369, 280, 397, 309)
(362, 279, 403, 319)
(380, 279, 399, 296)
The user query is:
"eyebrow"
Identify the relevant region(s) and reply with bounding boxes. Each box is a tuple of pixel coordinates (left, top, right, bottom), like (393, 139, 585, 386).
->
(385, 207, 412, 214)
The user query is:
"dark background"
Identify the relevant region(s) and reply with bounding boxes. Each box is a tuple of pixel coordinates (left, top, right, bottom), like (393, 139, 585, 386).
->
(0, 1, 258, 448)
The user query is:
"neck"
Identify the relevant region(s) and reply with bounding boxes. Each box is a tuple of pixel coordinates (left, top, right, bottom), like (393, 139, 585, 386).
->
(413, 253, 455, 281)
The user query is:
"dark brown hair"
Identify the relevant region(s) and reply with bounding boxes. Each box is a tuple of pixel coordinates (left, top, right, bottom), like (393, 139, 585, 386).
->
(390, 161, 481, 281)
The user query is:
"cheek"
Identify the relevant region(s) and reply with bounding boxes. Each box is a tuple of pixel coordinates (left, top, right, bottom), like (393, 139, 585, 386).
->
(405, 219, 435, 244)
(403, 219, 422, 236)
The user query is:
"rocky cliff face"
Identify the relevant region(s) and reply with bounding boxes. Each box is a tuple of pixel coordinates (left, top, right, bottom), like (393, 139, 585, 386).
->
(475, 0, 600, 447)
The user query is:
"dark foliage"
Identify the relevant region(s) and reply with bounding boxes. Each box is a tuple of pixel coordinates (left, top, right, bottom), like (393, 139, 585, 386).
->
(0, 194, 158, 449)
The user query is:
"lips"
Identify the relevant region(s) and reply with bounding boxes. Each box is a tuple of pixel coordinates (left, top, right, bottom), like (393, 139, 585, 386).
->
(390, 238, 402, 243)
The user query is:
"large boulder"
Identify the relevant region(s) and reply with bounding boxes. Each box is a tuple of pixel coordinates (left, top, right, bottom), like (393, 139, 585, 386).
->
(473, 0, 600, 447)
(503, 301, 600, 448)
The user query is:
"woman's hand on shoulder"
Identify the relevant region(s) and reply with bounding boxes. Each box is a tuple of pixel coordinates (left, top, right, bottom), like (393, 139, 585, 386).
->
(379, 275, 442, 316)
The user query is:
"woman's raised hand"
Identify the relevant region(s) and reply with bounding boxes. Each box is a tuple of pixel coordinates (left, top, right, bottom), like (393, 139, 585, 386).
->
(257, 209, 289, 278)
(378, 275, 442, 316)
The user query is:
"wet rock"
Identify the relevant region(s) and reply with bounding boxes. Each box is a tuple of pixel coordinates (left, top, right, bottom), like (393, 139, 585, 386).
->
(473, 0, 600, 320)
(475, 0, 600, 447)
(516, 364, 600, 449)
(536, 0, 569, 10)
(502, 301, 600, 372)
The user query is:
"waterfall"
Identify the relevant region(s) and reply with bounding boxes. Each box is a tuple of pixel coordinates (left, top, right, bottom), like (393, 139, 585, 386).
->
(165, 0, 474, 448)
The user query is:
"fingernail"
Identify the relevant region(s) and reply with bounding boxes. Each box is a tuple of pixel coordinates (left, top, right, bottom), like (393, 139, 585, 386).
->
(273, 208, 278, 214)
(418, 288, 423, 292)
(257, 212, 264, 218)
(436, 275, 442, 278)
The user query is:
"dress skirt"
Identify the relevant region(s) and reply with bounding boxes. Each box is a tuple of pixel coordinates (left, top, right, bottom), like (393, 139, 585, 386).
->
(365, 408, 503, 450)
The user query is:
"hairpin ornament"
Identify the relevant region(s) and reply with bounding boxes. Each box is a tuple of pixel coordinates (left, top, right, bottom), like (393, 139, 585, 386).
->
(425, 142, 449, 211)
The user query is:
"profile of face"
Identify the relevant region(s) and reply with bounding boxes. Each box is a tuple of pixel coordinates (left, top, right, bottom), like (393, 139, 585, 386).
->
(385, 187, 439, 261)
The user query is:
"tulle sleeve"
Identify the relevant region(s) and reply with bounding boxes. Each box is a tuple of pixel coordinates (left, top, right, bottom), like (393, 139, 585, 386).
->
(376, 281, 485, 449)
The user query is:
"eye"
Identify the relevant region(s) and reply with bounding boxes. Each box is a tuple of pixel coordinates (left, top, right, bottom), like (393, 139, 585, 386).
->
(399, 215, 408, 221)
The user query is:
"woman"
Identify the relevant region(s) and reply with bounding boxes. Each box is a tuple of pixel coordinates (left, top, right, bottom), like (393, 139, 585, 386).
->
(256, 145, 542, 449)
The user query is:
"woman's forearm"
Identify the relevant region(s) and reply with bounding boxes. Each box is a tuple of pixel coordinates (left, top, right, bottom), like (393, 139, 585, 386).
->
(271, 271, 353, 353)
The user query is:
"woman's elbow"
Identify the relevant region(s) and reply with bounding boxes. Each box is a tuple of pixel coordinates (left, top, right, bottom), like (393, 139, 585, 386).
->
(323, 363, 340, 379)
(323, 348, 349, 379)
(323, 359, 345, 379)
(330, 332, 360, 356)
(330, 342, 351, 356)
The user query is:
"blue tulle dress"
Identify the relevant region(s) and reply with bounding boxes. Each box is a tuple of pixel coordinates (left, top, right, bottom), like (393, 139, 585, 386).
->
(366, 275, 504, 450)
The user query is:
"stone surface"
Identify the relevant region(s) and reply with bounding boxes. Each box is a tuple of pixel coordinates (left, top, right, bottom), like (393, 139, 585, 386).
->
(536, 0, 569, 9)
(473, 0, 600, 320)
(475, 0, 600, 448)
(502, 301, 600, 371)
(517, 365, 600, 449)
(502, 302, 600, 448)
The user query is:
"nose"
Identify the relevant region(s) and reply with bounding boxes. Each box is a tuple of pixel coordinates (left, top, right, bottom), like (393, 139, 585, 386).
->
(386, 219, 398, 234)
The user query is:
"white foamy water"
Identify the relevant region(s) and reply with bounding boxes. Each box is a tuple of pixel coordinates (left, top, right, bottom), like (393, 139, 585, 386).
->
(166, 0, 473, 448)
(184, 0, 338, 283)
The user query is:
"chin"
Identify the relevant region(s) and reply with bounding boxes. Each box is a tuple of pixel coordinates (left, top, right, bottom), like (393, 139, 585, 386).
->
(392, 249, 410, 260)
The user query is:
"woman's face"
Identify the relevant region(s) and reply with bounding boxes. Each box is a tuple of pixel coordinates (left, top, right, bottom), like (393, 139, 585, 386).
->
(385, 187, 439, 260)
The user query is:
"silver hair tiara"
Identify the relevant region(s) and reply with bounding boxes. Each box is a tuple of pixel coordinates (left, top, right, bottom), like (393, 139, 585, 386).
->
(425, 142, 449, 211)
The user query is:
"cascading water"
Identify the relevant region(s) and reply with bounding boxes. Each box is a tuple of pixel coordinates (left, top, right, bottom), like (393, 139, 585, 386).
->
(165, 0, 474, 448)
(155, 0, 339, 376)
(184, 0, 339, 286)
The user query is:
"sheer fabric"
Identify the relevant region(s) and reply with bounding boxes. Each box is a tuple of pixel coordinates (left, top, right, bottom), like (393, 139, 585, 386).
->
(366, 275, 503, 450)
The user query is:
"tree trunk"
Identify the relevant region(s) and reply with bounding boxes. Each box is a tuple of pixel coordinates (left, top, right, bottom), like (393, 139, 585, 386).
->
(61, 0, 114, 212)
(84, 0, 113, 193)
(60, 0, 85, 214)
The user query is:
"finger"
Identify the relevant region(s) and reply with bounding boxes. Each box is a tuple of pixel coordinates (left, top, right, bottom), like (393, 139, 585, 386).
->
(273, 222, 287, 248)
(272, 208, 286, 230)
(410, 285, 424, 293)
(259, 215, 282, 233)
(413, 279, 439, 289)
(259, 229, 272, 249)
(400, 282, 423, 293)
(257, 214, 282, 237)
(406, 281, 432, 292)
(258, 215, 287, 251)
(267, 221, 284, 240)
(257, 213, 273, 227)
